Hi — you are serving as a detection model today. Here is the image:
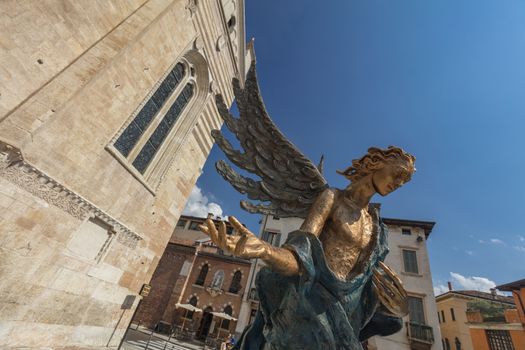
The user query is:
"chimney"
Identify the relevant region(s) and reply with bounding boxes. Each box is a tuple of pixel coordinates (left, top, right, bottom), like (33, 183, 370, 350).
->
(207, 212, 214, 219)
(448, 281, 453, 291)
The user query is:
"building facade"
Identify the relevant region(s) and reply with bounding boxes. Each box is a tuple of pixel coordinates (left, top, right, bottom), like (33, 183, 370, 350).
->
(435, 288, 516, 350)
(131, 214, 251, 341)
(0, 1, 249, 348)
(236, 213, 442, 350)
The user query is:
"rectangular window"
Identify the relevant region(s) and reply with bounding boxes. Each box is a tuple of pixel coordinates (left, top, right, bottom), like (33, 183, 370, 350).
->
(486, 330, 514, 350)
(441, 310, 446, 323)
(261, 231, 282, 247)
(188, 221, 201, 231)
(438, 312, 441, 323)
(450, 308, 456, 321)
(407, 296, 425, 324)
(402, 228, 412, 235)
(402, 249, 419, 274)
(176, 219, 187, 228)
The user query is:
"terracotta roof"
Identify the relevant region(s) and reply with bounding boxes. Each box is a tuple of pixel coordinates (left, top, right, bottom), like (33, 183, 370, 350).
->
(497, 278, 525, 291)
(436, 290, 515, 305)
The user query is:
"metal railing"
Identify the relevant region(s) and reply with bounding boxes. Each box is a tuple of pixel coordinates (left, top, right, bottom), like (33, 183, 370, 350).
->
(407, 322, 434, 344)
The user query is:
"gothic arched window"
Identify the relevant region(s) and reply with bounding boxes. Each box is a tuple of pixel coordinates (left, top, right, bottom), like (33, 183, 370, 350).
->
(195, 264, 208, 286)
(186, 296, 198, 319)
(109, 53, 204, 191)
(211, 270, 225, 289)
(220, 305, 233, 329)
(228, 270, 242, 294)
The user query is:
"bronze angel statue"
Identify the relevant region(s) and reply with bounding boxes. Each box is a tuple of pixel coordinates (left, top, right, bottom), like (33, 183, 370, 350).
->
(198, 61, 416, 350)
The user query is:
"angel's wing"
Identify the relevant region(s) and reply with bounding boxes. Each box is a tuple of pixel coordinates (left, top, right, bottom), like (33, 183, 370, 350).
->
(212, 61, 328, 218)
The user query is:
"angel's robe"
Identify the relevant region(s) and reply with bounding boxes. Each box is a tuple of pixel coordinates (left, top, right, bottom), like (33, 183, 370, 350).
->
(232, 217, 403, 350)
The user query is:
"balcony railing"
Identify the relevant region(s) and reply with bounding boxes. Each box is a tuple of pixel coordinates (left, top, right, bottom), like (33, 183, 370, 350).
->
(407, 322, 434, 344)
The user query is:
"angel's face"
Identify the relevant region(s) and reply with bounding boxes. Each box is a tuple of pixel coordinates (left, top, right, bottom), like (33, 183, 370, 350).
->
(372, 164, 412, 196)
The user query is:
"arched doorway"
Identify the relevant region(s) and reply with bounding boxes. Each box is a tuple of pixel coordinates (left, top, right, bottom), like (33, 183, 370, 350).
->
(196, 306, 213, 340)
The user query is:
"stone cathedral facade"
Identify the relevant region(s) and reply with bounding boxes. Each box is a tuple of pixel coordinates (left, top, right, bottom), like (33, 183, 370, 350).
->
(0, 1, 250, 348)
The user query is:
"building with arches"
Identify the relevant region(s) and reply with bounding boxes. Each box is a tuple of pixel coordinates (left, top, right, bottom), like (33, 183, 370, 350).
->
(0, 1, 250, 348)
(130, 214, 251, 340)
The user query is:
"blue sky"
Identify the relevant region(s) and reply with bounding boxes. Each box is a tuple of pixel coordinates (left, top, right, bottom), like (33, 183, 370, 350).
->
(187, 0, 525, 293)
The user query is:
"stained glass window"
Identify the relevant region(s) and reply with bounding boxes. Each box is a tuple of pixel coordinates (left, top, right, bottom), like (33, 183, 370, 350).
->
(114, 63, 185, 157)
(132, 83, 194, 173)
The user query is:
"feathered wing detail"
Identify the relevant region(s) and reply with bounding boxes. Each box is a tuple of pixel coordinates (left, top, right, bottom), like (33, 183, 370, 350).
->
(213, 61, 328, 218)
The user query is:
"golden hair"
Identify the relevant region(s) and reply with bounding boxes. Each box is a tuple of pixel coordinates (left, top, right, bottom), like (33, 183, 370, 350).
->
(337, 146, 416, 182)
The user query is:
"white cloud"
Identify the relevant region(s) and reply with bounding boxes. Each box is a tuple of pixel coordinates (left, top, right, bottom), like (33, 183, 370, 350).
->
(489, 238, 505, 245)
(433, 284, 449, 296)
(518, 235, 525, 242)
(465, 250, 474, 256)
(514, 246, 525, 253)
(449, 272, 496, 292)
(478, 239, 485, 244)
(183, 186, 226, 220)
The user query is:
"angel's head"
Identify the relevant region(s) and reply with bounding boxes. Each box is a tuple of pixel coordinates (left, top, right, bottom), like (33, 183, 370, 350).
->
(337, 146, 416, 196)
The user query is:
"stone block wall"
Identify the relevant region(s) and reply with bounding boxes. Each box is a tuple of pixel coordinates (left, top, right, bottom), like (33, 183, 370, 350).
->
(0, 0, 246, 348)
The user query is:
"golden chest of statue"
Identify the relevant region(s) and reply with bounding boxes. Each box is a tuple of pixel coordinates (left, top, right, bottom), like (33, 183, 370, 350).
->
(320, 193, 375, 280)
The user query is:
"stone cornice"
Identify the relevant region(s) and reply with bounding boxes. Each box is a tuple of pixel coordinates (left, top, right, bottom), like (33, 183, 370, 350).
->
(467, 322, 524, 331)
(0, 140, 142, 249)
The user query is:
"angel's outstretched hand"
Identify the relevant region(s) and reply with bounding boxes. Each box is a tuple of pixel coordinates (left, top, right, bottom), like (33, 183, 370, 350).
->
(198, 216, 269, 259)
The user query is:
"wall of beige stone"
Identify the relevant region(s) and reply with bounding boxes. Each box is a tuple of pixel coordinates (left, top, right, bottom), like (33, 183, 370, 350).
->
(0, 0, 245, 348)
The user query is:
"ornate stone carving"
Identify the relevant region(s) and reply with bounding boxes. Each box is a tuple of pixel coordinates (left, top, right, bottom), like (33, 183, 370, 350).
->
(216, 35, 226, 52)
(205, 286, 224, 298)
(0, 140, 143, 249)
(186, 0, 198, 17)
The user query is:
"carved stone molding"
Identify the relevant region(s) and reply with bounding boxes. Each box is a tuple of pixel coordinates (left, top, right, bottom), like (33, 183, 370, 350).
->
(186, 0, 198, 17)
(0, 140, 143, 249)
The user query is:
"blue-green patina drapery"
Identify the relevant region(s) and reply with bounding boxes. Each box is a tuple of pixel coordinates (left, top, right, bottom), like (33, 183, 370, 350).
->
(233, 218, 401, 350)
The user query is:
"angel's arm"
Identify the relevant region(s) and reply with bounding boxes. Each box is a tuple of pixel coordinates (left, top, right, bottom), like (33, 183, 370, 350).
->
(300, 188, 336, 236)
(199, 217, 301, 276)
(265, 188, 335, 275)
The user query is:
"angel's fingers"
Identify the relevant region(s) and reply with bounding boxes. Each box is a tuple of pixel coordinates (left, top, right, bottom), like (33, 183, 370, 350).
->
(219, 221, 227, 237)
(216, 220, 228, 249)
(234, 234, 249, 256)
(225, 236, 238, 251)
(205, 219, 220, 246)
(378, 262, 407, 296)
(228, 216, 252, 236)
